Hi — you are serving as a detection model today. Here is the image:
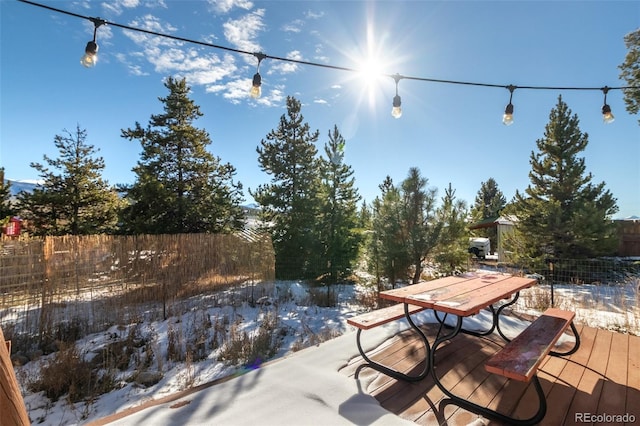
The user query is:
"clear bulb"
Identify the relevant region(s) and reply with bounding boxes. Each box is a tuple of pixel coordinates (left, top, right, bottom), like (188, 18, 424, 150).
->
(391, 95, 402, 118)
(250, 72, 262, 99)
(603, 112, 615, 124)
(502, 103, 514, 126)
(81, 53, 98, 68)
(250, 85, 261, 99)
(81, 41, 98, 68)
(602, 105, 615, 124)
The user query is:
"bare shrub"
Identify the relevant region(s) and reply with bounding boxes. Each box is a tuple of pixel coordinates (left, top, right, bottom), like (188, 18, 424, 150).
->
(166, 323, 184, 362)
(291, 324, 341, 352)
(354, 283, 379, 310)
(219, 311, 280, 367)
(306, 286, 337, 307)
(186, 310, 211, 362)
(29, 343, 116, 403)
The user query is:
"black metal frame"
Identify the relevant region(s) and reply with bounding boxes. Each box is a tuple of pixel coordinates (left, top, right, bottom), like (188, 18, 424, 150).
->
(433, 292, 521, 342)
(430, 315, 548, 426)
(355, 287, 581, 425)
(354, 303, 431, 382)
(428, 296, 582, 425)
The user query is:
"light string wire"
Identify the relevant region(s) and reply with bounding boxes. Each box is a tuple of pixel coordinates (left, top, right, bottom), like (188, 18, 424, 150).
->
(17, 0, 640, 94)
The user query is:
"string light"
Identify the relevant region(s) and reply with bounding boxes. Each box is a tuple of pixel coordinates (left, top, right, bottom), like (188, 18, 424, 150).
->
(80, 17, 105, 68)
(601, 86, 615, 124)
(391, 74, 403, 119)
(503, 85, 516, 126)
(250, 53, 266, 99)
(17, 0, 640, 123)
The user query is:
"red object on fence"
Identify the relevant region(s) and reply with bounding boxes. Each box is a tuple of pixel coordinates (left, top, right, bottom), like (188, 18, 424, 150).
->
(4, 217, 22, 236)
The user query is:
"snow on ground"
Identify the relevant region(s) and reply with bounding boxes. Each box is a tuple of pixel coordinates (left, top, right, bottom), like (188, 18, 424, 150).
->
(12, 270, 640, 426)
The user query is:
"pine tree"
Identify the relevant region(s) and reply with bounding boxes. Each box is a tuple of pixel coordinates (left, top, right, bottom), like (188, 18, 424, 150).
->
(251, 96, 321, 279)
(17, 126, 121, 235)
(400, 168, 441, 283)
(470, 177, 506, 253)
(506, 96, 618, 259)
(434, 183, 468, 274)
(370, 177, 410, 288)
(120, 77, 245, 234)
(619, 28, 640, 124)
(0, 168, 15, 220)
(317, 125, 362, 283)
(470, 178, 506, 222)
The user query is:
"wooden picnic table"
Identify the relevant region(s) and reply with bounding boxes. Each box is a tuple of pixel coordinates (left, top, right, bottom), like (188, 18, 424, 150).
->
(376, 271, 579, 425)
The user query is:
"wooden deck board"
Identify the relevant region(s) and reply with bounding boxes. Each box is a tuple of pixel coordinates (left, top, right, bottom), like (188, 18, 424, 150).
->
(626, 333, 640, 418)
(341, 321, 640, 426)
(596, 331, 629, 417)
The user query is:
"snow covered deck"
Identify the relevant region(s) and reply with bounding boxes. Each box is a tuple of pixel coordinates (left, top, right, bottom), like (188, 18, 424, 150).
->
(87, 318, 639, 426)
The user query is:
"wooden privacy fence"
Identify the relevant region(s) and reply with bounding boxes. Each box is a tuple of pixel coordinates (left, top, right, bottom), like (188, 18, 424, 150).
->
(617, 219, 640, 257)
(0, 233, 275, 340)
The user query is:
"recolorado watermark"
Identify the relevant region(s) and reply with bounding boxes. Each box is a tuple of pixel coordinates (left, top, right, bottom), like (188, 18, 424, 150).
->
(575, 412, 636, 423)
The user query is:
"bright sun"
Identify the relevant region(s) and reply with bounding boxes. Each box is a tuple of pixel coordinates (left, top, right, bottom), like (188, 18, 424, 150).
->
(358, 56, 386, 87)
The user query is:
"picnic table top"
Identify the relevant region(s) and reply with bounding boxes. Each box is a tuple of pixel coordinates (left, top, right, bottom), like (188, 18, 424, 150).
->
(379, 272, 538, 316)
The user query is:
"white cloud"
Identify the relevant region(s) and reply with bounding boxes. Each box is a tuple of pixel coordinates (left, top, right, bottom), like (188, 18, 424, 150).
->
(101, 0, 140, 16)
(305, 10, 325, 20)
(268, 50, 302, 75)
(208, 0, 253, 14)
(127, 64, 150, 76)
(223, 9, 265, 54)
(314, 99, 328, 105)
(114, 7, 286, 107)
(282, 19, 303, 33)
(120, 13, 237, 88)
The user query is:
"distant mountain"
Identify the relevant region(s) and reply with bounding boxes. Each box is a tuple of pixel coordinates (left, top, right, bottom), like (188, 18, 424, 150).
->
(5, 180, 39, 197)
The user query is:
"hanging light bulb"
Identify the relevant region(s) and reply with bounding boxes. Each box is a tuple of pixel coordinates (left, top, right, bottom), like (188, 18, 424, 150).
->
(250, 52, 266, 99)
(250, 72, 262, 99)
(81, 18, 105, 68)
(391, 95, 402, 119)
(601, 86, 615, 124)
(81, 41, 98, 67)
(391, 74, 403, 118)
(502, 85, 516, 126)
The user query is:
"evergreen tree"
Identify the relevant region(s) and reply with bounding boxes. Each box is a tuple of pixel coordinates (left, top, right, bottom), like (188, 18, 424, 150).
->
(16, 126, 121, 235)
(470, 177, 506, 253)
(506, 96, 618, 260)
(470, 178, 506, 222)
(400, 168, 441, 283)
(434, 183, 468, 274)
(619, 28, 640, 124)
(370, 177, 410, 288)
(317, 125, 362, 282)
(251, 96, 321, 279)
(0, 168, 15, 220)
(120, 77, 245, 234)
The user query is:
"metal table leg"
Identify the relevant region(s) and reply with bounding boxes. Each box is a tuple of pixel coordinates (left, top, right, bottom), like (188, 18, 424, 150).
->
(354, 303, 431, 382)
(430, 316, 547, 426)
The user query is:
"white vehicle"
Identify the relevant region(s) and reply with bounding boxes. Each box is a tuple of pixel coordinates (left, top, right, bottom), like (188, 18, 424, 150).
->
(468, 237, 491, 259)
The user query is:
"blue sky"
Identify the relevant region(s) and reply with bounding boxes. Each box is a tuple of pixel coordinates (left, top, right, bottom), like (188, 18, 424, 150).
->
(1, 0, 639, 219)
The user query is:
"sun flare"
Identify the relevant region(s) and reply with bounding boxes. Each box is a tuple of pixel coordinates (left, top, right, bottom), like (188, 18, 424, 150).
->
(358, 56, 386, 87)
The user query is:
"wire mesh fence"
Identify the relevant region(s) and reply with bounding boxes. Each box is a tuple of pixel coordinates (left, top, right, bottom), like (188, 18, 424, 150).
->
(473, 256, 640, 335)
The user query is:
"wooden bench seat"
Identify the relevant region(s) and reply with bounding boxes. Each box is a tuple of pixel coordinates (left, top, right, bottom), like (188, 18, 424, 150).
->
(349, 303, 429, 382)
(347, 303, 426, 330)
(485, 307, 578, 382)
(474, 308, 580, 425)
